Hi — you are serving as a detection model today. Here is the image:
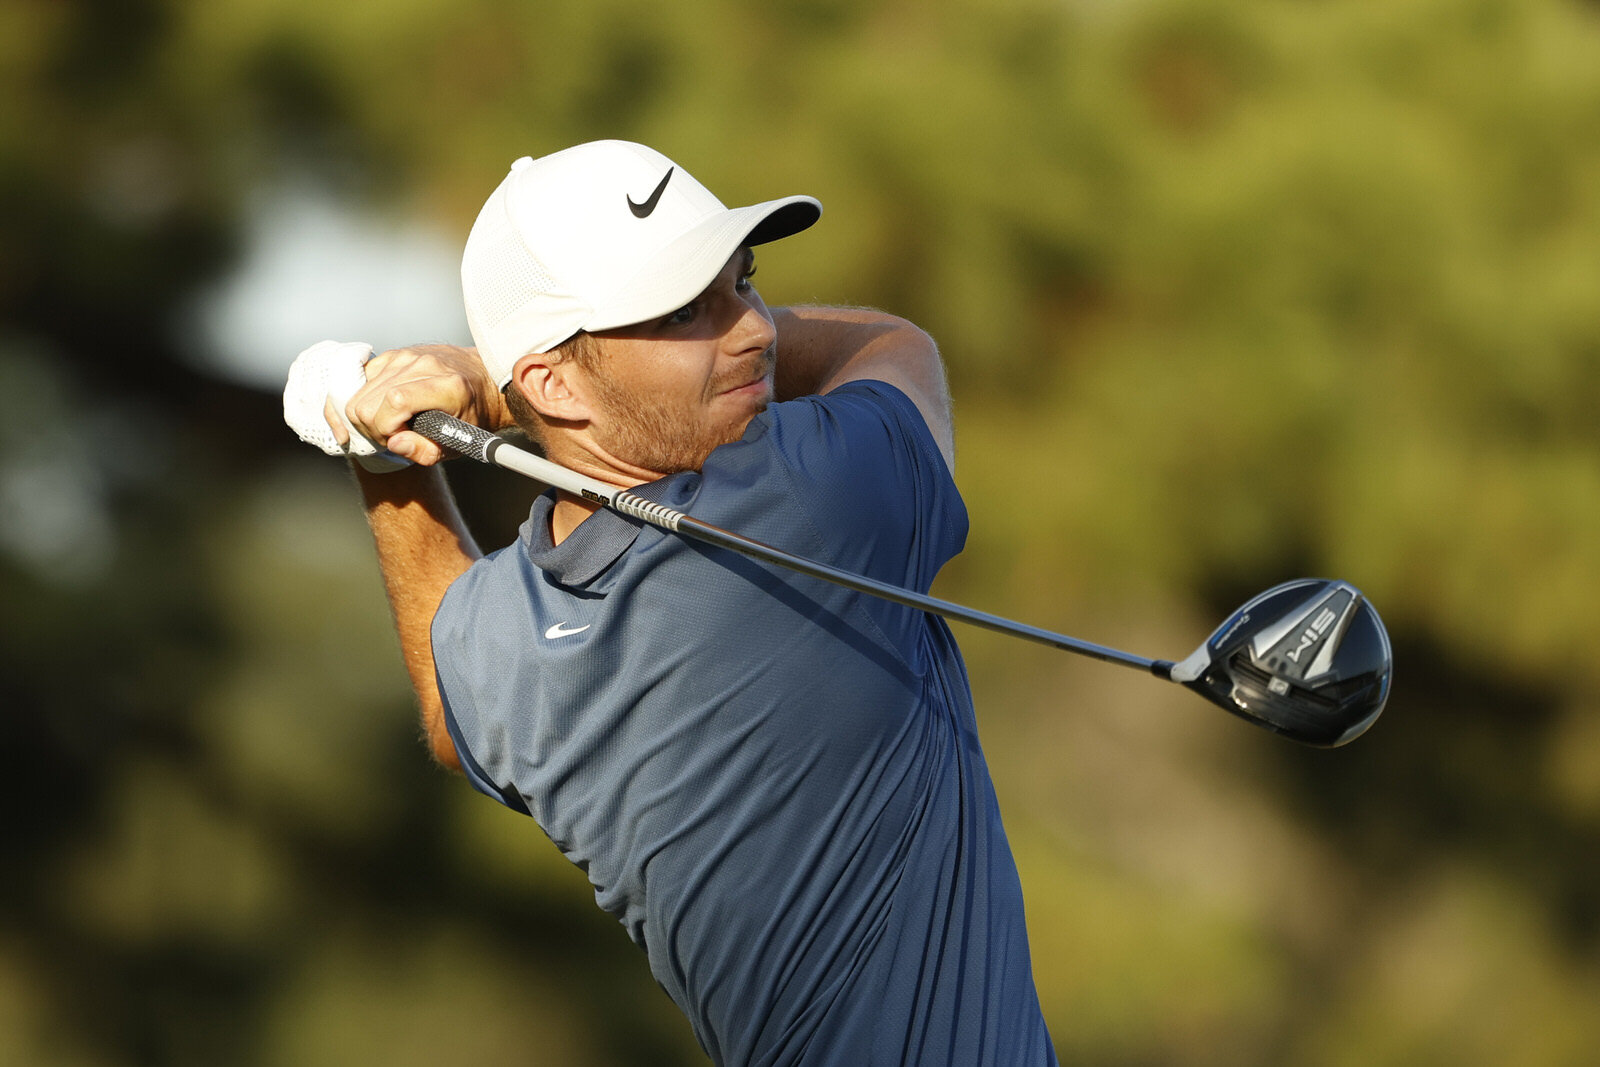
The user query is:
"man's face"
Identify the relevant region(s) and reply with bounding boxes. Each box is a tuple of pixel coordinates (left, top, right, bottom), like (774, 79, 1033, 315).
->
(576, 248, 776, 475)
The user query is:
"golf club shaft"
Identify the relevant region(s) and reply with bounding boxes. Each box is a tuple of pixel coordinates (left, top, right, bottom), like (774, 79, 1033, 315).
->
(411, 410, 1174, 678)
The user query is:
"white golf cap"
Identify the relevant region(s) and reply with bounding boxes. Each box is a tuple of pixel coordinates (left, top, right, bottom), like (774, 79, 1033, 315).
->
(461, 140, 822, 387)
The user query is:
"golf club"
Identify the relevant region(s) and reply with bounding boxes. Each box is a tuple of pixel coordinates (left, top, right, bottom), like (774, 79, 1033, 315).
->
(412, 411, 1391, 747)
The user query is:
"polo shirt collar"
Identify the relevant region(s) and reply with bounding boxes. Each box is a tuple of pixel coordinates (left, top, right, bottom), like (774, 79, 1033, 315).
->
(521, 475, 688, 587)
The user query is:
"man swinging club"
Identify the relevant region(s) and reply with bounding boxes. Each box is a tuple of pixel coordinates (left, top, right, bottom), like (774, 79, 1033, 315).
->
(284, 139, 1058, 1065)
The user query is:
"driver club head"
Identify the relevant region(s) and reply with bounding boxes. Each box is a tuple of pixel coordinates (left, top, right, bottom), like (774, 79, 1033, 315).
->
(1169, 579, 1392, 747)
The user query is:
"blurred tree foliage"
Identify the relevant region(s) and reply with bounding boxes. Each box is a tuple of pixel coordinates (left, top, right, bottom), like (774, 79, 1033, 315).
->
(3, 0, 1599, 1064)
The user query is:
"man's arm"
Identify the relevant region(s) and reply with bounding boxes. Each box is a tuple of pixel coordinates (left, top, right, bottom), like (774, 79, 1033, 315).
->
(771, 306, 955, 469)
(357, 465, 478, 772)
(337, 343, 511, 773)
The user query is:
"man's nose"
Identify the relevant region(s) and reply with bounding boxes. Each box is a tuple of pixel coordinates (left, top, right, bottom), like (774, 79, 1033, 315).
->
(727, 303, 776, 356)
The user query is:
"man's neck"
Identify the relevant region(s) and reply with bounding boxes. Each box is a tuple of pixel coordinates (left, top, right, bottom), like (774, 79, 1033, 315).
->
(542, 436, 675, 545)
(550, 492, 605, 546)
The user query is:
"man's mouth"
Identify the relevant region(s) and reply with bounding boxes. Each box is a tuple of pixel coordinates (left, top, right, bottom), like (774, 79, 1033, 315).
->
(715, 355, 775, 397)
(723, 376, 769, 396)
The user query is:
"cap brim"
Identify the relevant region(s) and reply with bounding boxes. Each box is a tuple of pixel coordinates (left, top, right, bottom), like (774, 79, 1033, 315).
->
(585, 195, 821, 333)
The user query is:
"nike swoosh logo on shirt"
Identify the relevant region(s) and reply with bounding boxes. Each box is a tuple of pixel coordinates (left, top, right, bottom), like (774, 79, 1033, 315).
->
(544, 622, 591, 639)
(627, 168, 674, 218)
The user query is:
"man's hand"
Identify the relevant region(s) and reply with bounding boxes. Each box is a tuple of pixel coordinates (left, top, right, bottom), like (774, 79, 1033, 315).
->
(284, 341, 411, 471)
(285, 340, 511, 469)
(343, 344, 511, 467)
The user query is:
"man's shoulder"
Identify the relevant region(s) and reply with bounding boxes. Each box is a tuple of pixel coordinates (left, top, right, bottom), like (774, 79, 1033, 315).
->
(775, 377, 924, 421)
(750, 379, 942, 467)
(686, 378, 967, 587)
(702, 379, 947, 500)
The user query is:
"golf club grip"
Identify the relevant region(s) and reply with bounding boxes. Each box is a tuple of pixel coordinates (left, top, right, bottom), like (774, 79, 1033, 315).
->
(411, 409, 496, 462)
(409, 410, 1163, 674)
(411, 410, 621, 506)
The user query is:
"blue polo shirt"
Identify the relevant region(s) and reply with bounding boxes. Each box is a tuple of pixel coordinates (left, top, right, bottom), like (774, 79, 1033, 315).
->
(433, 381, 1057, 1066)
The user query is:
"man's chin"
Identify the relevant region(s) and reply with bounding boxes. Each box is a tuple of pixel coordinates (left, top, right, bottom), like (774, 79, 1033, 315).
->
(685, 409, 765, 470)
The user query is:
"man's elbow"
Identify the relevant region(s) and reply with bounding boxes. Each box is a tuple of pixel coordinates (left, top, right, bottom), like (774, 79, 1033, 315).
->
(897, 320, 941, 366)
(848, 309, 938, 354)
(427, 729, 463, 774)
(420, 696, 463, 773)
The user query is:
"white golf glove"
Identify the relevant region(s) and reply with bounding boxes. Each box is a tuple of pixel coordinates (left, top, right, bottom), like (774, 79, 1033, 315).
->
(283, 340, 410, 473)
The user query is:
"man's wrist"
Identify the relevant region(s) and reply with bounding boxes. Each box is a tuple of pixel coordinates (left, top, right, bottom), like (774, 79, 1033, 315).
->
(353, 458, 448, 506)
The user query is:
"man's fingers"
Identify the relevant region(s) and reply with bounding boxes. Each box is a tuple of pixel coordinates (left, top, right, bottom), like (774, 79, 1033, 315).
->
(285, 340, 399, 462)
(323, 397, 351, 447)
(386, 429, 446, 467)
(350, 373, 471, 441)
(313, 343, 488, 467)
(361, 346, 412, 384)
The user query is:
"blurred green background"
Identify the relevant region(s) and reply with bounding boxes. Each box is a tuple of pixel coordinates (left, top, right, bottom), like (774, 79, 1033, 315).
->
(4, 0, 1599, 1063)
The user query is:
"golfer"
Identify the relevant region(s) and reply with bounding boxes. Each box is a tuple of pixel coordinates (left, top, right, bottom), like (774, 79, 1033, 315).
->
(287, 140, 1058, 1065)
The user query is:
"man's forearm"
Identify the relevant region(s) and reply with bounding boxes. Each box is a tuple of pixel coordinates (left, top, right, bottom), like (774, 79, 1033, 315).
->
(357, 463, 481, 771)
(772, 306, 904, 399)
(772, 305, 955, 467)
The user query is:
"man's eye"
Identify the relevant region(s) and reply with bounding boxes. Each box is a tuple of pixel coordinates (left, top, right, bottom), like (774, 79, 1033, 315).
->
(737, 264, 757, 292)
(665, 305, 696, 326)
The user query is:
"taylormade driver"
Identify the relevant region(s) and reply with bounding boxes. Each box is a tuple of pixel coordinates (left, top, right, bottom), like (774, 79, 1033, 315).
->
(411, 412, 1391, 747)
(1166, 579, 1391, 747)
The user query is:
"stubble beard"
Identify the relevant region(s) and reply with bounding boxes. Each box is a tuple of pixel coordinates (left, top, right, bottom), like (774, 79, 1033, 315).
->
(585, 353, 774, 475)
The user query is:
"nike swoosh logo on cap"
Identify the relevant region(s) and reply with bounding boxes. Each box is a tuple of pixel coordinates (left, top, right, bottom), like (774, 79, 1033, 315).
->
(544, 622, 591, 639)
(627, 167, 674, 218)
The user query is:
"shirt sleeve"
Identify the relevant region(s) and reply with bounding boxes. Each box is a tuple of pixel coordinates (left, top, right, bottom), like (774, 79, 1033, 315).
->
(693, 379, 969, 656)
(780, 380, 966, 589)
(431, 549, 537, 814)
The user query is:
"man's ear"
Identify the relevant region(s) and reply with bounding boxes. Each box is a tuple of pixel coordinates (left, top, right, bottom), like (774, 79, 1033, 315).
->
(511, 352, 592, 423)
